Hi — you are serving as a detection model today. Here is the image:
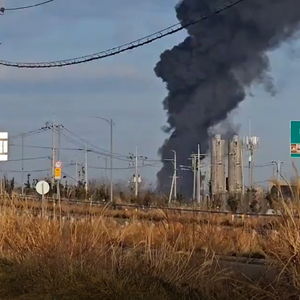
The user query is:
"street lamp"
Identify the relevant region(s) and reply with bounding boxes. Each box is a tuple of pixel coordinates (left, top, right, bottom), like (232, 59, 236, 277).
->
(92, 116, 114, 203)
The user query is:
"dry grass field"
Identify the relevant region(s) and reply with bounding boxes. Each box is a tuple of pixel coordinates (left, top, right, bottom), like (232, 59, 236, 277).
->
(0, 197, 299, 299)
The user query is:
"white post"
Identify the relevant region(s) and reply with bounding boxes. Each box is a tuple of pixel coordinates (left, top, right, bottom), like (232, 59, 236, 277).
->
(168, 175, 174, 204)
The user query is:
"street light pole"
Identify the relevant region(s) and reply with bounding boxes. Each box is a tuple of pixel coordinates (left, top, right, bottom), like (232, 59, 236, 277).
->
(135, 147, 138, 198)
(85, 144, 88, 199)
(93, 116, 114, 203)
(21, 133, 25, 196)
(109, 118, 113, 203)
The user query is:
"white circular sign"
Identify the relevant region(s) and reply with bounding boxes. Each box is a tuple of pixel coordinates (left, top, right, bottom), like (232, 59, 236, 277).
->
(35, 181, 50, 195)
(55, 161, 62, 168)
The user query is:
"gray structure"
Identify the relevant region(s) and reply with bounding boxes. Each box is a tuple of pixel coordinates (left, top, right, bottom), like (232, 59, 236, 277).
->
(211, 135, 226, 197)
(228, 135, 244, 195)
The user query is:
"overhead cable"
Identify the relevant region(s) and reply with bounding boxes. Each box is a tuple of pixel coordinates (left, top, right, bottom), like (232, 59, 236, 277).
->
(1, 0, 54, 12)
(0, 0, 245, 68)
(5, 168, 49, 173)
(7, 156, 50, 162)
(10, 127, 50, 140)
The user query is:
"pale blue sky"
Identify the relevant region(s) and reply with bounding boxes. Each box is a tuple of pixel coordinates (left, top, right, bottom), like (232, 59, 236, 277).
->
(0, 0, 299, 189)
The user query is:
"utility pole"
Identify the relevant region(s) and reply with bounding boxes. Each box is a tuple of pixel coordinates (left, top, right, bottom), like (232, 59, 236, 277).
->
(190, 145, 204, 204)
(109, 118, 113, 203)
(196, 144, 201, 204)
(21, 133, 25, 195)
(173, 150, 177, 201)
(272, 160, 283, 182)
(93, 117, 114, 203)
(135, 147, 138, 198)
(128, 149, 147, 198)
(56, 125, 61, 202)
(104, 157, 108, 181)
(192, 155, 197, 201)
(85, 144, 88, 198)
(272, 160, 283, 198)
(75, 161, 78, 186)
(168, 150, 177, 204)
(51, 124, 55, 188)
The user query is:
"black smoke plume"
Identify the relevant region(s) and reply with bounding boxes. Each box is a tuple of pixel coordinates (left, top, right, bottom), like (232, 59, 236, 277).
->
(155, 0, 300, 196)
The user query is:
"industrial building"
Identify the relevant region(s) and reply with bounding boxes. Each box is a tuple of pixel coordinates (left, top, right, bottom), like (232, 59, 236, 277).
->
(228, 135, 244, 195)
(210, 135, 226, 206)
(210, 135, 244, 209)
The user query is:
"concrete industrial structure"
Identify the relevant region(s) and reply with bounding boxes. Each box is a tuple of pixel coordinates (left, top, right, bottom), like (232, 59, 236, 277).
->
(228, 135, 244, 195)
(210, 135, 226, 197)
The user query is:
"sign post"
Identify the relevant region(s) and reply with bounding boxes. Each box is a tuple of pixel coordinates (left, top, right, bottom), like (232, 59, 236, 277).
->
(0, 132, 8, 196)
(54, 161, 62, 220)
(54, 161, 62, 180)
(290, 121, 300, 158)
(35, 180, 50, 217)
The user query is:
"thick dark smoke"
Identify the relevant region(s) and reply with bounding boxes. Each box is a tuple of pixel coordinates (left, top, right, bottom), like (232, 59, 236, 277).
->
(155, 0, 300, 196)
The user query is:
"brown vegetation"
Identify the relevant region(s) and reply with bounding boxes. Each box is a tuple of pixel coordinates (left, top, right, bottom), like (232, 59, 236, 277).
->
(0, 196, 299, 299)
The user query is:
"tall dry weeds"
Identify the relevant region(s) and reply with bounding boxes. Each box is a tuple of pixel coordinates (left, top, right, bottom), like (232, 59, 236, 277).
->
(0, 198, 296, 299)
(0, 205, 239, 299)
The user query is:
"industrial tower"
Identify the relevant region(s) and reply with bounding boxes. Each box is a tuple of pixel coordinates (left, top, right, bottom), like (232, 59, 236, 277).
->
(228, 135, 244, 195)
(211, 135, 226, 197)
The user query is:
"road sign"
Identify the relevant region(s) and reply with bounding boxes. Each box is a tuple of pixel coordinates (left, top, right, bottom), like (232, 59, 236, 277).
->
(55, 161, 62, 168)
(35, 181, 50, 195)
(54, 168, 62, 180)
(291, 121, 300, 157)
(0, 132, 8, 161)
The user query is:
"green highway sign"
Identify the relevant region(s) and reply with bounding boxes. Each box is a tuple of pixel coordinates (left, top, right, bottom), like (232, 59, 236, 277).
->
(291, 121, 300, 157)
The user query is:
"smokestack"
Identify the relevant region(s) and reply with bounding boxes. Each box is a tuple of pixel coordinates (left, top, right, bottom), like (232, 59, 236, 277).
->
(155, 0, 300, 195)
(228, 135, 243, 194)
(211, 135, 226, 196)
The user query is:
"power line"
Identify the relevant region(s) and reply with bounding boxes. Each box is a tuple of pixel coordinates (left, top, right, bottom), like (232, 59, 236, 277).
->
(62, 126, 131, 160)
(9, 143, 92, 152)
(2, 0, 54, 12)
(88, 164, 160, 170)
(9, 142, 131, 162)
(0, 0, 246, 68)
(4, 168, 49, 173)
(10, 127, 50, 140)
(6, 156, 50, 162)
(62, 127, 112, 155)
